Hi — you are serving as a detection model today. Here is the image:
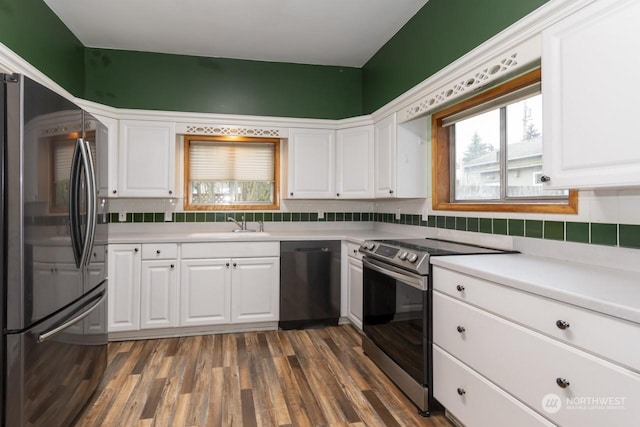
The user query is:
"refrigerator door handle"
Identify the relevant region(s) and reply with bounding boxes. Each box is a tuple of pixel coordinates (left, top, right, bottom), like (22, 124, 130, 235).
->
(36, 291, 105, 343)
(80, 138, 97, 267)
(69, 138, 84, 268)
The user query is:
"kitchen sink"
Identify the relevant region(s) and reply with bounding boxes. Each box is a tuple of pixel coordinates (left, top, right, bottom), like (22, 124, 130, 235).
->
(185, 231, 271, 239)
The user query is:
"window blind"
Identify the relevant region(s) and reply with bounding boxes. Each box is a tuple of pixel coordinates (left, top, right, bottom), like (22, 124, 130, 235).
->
(189, 141, 274, 181)
(54, 142, 74, 182)
(442, 83, 541, 127)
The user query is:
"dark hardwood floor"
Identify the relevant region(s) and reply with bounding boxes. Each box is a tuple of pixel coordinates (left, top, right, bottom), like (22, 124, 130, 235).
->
(75, 325, 453, 426)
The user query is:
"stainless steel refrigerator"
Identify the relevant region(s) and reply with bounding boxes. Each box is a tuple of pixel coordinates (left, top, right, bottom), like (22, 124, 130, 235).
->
(1, 74, 108, 426)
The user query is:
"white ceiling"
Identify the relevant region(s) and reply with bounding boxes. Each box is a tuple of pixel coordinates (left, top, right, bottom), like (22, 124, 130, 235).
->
(43, 0, 428, 68)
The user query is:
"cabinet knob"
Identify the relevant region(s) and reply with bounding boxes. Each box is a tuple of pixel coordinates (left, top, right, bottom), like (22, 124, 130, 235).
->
(233, 262, 237, 267)
(540, 175, 551, 183)
(389, 189, 394, 194)
(168, 190, 173, 195)
(353, 249, 357, 254)
(457, 388, 466, 396)
(556, 320, 570, 330)
(556, 377, 570, 388)
(290, 192, 294, 196)
(134, 248, 139, 252)
(456, 326, 466, 334)
(456, 285, 465, 292)
(336, 193, 340, 197)
(156, 250, 161, 254)
(170, 264, 174, 269)
(226, 262, 230, 267)
(112, 189, 117, 194)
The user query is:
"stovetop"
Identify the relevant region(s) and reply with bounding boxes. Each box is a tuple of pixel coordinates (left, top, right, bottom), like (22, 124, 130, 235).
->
(359, 238, 514, 275)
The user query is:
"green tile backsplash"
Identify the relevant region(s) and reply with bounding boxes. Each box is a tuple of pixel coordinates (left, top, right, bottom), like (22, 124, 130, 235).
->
(109, 210, 637, 250)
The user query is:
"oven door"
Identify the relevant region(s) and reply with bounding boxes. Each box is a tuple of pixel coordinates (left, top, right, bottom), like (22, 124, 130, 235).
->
(362, 257, 428, 385)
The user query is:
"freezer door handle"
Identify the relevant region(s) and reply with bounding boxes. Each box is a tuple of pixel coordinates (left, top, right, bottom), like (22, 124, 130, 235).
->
(69, 138, 84, 267)
(80, 138, 97, 267)
(36, 291, 105, 343)
(69, 137, 98, 268)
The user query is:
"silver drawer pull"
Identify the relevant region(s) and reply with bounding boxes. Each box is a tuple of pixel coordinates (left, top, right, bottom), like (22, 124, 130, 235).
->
(556, 377, 570, 388)
(556, 320, 570, 330)
(456, 285, 465, 292)
(457, 388, 466, 396)
(457, 326, 466, 334)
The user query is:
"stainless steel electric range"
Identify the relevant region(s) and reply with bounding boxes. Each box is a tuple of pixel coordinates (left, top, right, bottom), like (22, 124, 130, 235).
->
(359, 237, 515, 416)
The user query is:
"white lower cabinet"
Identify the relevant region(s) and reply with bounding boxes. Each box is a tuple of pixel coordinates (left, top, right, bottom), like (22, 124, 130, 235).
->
(108, 241, 280, 336)
(179, 259, 231, 326)
(432, 266, 640, 427)
(231, 257, 279, 323)
(433, 346, 554, 427)
(140, 260, 178, 329)
(345, 242, 363, 329)
(107, 244, 141, 332)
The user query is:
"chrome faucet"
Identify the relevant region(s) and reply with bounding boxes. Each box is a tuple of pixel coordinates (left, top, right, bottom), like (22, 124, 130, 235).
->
(227, 215, 246, 231)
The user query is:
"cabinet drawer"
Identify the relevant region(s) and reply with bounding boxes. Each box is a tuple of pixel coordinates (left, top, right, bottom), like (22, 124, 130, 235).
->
(433, 291, 640, 426)
(141, 243, 178, 260)
(346, 242, 363, 260)
(433, 266, 640, 372)
(181, 241, 279, 259)
(433, 345, 554, 427)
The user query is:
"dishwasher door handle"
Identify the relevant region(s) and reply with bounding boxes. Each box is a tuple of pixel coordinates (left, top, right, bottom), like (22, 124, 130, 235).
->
(294, 247, 329, 252)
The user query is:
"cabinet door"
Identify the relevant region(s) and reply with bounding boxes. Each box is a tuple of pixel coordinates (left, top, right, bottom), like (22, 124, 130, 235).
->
(107, 244, 141, 332)
(346, 257, 363, 329)
(140, 260, 178, 329)
(91, 113, 118, 198)
(542, 0, 640, 188)
(231, 257, 279, 323)
(287, 128, 335, 198)
(118, 120, 176, 197)
(336, 125, 374, 199)
(374, 114, 397, 197)
(180, 259, 231, 326)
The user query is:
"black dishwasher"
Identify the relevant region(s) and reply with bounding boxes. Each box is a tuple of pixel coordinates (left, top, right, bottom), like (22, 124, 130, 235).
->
(279, 241, 341, 329)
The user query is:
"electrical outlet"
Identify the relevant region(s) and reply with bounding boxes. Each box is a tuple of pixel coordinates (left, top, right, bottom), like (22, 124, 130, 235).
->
(118, 212, 127, 222)
(422, 210, 428, 221)
(164, 211, 172, 221)
(318, 211, 324, 219)
(395, 209, 401, 220)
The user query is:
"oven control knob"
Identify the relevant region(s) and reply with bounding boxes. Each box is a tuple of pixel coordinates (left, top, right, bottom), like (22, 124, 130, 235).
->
(398, 251, 408, 260)
(363, 241, 376, 251)
(407, 253, 419, 263)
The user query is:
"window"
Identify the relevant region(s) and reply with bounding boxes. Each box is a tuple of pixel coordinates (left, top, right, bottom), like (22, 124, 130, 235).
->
(184, 135, 279, 210)
(432, 69, 577, 213)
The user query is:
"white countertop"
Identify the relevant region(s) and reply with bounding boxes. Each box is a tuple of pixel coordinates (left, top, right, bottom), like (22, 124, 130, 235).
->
(431, 254, 640, 324)
(106, 228, 413, 245)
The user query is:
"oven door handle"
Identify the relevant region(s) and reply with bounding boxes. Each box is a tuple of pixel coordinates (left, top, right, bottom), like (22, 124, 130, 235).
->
(363, 258, 428, 291)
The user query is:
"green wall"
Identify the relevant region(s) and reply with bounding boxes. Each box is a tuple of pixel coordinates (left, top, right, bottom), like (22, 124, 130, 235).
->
(362, 0, 549, 113)
(0, 0, 84, 95)
(84, 49, 362, 119)
(0, 0, 549, 118)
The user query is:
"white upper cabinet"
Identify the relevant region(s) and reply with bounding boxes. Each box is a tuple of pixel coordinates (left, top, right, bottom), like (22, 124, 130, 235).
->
(91, 113, 118, 198)
(374, 113, 429, 198)
(336, 125, 374, 199)
(542, 0, 640, 189)
(118, 120, 176, 197)
(286, 128, 335, 199)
